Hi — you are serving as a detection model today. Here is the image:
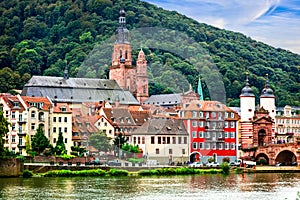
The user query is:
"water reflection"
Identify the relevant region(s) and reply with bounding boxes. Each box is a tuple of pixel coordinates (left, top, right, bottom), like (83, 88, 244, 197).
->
(0, 173, 299, 200)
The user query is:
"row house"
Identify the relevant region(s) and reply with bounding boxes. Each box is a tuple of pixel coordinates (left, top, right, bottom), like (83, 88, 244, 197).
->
(131, 117, 189, 165)
(0, 94, 52, 155)
(275, 105, 300, 143)
(179, 100, 239, 163)
(98, 105, 150, 143)
(51, 103, 73, 154)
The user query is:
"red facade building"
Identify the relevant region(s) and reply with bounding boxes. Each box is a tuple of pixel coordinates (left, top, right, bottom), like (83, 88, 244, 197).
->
(180, 100, 239, 163)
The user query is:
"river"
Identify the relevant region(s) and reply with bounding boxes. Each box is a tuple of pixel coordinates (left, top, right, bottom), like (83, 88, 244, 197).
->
(0, 173, 300, 200)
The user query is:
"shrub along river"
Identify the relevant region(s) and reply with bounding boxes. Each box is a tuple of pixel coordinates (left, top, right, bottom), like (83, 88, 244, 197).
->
(0, 173, 300, 200)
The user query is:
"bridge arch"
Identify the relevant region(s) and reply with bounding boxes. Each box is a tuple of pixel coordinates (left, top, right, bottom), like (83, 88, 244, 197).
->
(189, 151, 202, 163)
(255, 153, 269, 165)
(275, 150, 297, 165)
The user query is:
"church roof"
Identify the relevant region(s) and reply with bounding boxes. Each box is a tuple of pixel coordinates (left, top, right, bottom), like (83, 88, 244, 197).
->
(143, 93, 182, 106)
(132, 118, 188, 136)
(21, 76, 139, 105)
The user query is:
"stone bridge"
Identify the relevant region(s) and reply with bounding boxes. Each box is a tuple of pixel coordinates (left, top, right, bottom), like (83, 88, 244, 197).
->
(255, 143, 300, 166)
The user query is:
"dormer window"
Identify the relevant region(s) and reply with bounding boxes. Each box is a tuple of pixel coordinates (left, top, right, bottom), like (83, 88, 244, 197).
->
(166, 126, 171, 131)
(127, 117, 131, 123)
(120, 118, 124, 123)
(13, 102, 20, 108)
(60, 107, 66, 112)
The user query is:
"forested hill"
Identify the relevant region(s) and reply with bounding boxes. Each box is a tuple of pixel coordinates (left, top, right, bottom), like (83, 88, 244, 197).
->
(0, 0, 299, 106)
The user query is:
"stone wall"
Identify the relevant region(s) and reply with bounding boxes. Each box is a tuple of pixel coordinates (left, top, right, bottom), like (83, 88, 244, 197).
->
(0, 158, 23, 177)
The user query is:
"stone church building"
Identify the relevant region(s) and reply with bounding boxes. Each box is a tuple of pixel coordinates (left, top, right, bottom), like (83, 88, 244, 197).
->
(109, 9, 149, 103)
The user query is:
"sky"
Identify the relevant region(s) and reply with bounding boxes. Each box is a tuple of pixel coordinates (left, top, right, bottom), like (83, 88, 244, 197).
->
(143, 0, 300, 55)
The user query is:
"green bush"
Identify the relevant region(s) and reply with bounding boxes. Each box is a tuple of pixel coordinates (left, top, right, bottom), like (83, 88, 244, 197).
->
(127, 158, 145, 163)
(23, 170, 33, 178)
(137, 167, 222, 176)
(44, 169, 107, 177)
(108, 169, 129, 176)
(57, 154, 76, 160)
(221, 162, 230, 174)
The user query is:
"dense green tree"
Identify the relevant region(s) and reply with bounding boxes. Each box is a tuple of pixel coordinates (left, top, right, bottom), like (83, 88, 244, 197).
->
(0, 111, 10, 157)
(31, 126, 52, 155)
(89, 131, 112, 153)
(54, 132, 66, 155)
(113, 133, 128, 149)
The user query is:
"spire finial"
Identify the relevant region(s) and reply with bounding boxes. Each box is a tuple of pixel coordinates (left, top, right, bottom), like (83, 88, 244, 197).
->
(64, 60, 69, 80)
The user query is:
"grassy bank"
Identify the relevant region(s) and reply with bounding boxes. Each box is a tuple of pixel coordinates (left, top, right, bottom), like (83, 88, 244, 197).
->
(28, 167, 225, 178)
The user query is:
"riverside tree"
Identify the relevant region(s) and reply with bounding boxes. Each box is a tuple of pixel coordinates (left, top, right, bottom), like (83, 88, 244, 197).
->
(54, 131, 66, 155)
(31, 126, 52, 155)
(89, 131, 112, 153)
(0, 110, 10, 156)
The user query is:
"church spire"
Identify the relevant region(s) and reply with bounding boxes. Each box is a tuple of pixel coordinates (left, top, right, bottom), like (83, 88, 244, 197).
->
(115, 9, 130, 44)
(197, 75, 204, 100)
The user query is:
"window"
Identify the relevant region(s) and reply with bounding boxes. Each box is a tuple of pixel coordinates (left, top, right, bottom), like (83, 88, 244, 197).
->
(58, 117, 62, 122)
(218, 132, 223, 138)
(172, 137, 176, 144)
(199, 142, 204, 149)
(151, 136, 155, 144)
(182, 149, 186, 155)
(156, 148, 159, 154)
(225, 112, 228, 118)
(218, 143, 223, 150)
(64, 117, 67, 122)
(230, 132, 235, 138)
(19, 137, 22, 146)
(230, 143, 235, 150)
(199, 131, 204, 138)
(169, 149, 173, 154)
(192, 131, 197, 138)
(12, 123, 16, 131)
(12, 112, 15, 119)
(31, 123, 35, 130)
(64, 127, 67, 133)
(53, 127, 56, 133)
(205, 143, 210, 149)
(142, 137, 145, 144)
(133, 137, 136, 144)
(192, 142, 198, 149)
(65, 138, 67, 143)
(212, 143, 216, 150)
(53, 138, 56, 143)
(206, 132, 210, 138)
(230, 112, 234, 118)
(230, 122, 235, 128)
(53, 117, 56, 122)
(192, 111, 197, 118)
(31, 111, 36, 118)
(158, 136, 161, 144)
(225, 143, 229, 149)
(192, 121, 197, 127)
(224, 132, 228, 138)
(167, 137, 170, 144)
(138, 137, 141, 144)
(59, 127, 62, 133)
(104, 122, 107, 127)
(224, 122, 228, 128)
(12, 135, 15, 143)
(199, 121, 204, 127)
(184, 137, 187, 144)
(199, 112, 203, 117)
(178, 137, 182, 144)
(212, 112, 216, 118)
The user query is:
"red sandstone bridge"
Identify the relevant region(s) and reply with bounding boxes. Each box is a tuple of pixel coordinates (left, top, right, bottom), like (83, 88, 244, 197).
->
(254, 143, 300, 166)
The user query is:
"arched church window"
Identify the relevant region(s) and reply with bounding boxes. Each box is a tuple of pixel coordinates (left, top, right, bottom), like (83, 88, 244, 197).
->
(125, 50, 128, 59)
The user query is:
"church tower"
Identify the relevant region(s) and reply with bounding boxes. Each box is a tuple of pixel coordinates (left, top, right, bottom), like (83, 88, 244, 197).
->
(109, 9, 136, 93)
(260, 74, 276, 121)
(136, 49, 149, 103)
(239, 76, 256, 149)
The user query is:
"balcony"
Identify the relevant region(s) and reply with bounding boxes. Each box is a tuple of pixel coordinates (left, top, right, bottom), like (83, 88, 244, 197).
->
(18, 118, 27, 124)
(17, 143, 26, 148)
(17, 131, 26, 136)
